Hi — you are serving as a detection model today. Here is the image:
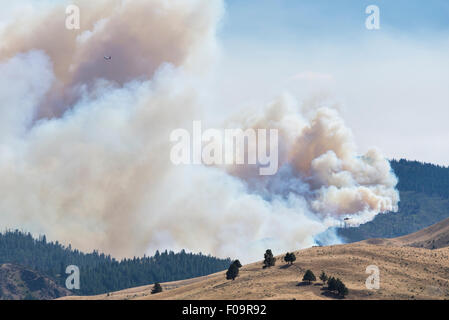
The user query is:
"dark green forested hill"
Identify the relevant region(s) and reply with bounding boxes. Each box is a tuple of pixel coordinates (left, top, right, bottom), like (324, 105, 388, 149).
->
(392, 159, 449, 198)
(338, 159, 449, 242)
(0, 230, 231, 296)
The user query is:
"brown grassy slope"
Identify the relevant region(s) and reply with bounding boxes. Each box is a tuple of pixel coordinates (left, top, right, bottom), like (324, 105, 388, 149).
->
(62, 217, 449, 300)
(62, 243, 449, 300)
(394, 217, 449, 249)
(360, 217, 449, 249)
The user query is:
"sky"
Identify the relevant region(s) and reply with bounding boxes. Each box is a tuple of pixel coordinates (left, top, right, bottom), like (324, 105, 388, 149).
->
(213, 0, 449, 166)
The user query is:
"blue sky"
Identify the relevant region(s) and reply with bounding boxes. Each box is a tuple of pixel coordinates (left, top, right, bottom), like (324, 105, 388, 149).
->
(221, 0, 449, 41)
(214, 0, 449, 165)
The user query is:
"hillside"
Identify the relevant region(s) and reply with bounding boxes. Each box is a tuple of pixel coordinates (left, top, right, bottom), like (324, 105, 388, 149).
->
(0, 230, 231, 295)
(0, 263, 72, 300)
(61, 206, 449, 300)
(392, 159, 449, 198)
(62, 242, 449, 300)
(395, 217, 449, 249)
(338, 159, 449, 242)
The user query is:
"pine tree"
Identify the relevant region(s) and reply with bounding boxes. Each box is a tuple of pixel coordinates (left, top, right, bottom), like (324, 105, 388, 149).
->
(284, 252, 296, 265)
(151, 282, 162, 294)
(319, 271, 328, 284)
(226, 261, 240, 280)
(327, 277, 337, 291)
(302, 270, 316, 284)
(335, 278, 348, 297)
(263, 249, 276, 268)
(232, 260, 242, 268)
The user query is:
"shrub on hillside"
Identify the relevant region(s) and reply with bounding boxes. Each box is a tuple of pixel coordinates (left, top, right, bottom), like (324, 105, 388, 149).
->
(327, 277, 337, 291)
(284, 252, 296, 265)
(335, 278, 348, 297)
(263, 249, 276, 268)
(151, 282, 162, 294)
(326, 276, 349, 298)
(226, 260, 242, 280)
(319, 271, 328, 284)
(302, 270, 316, 284)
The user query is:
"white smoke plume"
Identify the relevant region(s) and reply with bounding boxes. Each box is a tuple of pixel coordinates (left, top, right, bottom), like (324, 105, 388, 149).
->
(0, 0, 398, 262)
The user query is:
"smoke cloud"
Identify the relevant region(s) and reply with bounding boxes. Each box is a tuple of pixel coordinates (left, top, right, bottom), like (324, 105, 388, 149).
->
(0, 0, 398, 262)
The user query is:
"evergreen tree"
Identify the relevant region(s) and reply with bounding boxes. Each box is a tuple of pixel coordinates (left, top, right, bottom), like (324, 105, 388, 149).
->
(319, 271, 328, 284)
(335, 278, 348, 297)
(263, 249, 276, 268)
(226, 260, 241, 280)
(327, 277, 337, 291)
(283, 252, 296, 265)
(232, 260, 242, 268)
(151, 283, 162, 294)
(302, 270, 316, 284)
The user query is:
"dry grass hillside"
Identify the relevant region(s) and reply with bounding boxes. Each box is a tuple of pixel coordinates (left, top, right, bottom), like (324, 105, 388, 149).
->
(395, 217, 449, 249)
(61, 217, 449, 300)
(360, 217, 449, 249)
(62, 243, 449, 300)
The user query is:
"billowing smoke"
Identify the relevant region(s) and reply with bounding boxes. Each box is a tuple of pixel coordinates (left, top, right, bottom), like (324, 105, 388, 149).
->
(0, 0, 398, 262)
